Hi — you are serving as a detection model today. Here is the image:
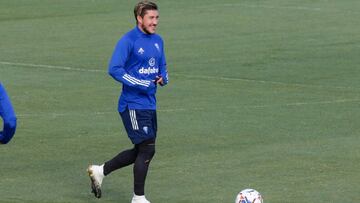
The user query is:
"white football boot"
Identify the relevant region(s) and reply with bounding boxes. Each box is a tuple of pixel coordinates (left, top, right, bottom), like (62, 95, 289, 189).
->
(87, 164, 104, 198)
(131, 194, 151, 203)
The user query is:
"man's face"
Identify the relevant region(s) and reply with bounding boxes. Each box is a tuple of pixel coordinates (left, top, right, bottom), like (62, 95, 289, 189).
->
(137, 10, 159, 34)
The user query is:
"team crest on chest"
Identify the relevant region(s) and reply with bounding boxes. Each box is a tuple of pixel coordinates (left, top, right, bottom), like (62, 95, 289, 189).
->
(149, 57, 156, 66)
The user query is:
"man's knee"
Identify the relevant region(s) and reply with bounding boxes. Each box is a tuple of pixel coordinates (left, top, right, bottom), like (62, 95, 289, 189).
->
(146, 144, 156, 158)
(138, 143, 156, 162)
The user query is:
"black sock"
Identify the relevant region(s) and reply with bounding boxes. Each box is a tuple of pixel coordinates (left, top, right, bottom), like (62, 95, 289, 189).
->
(103, 147, 138, 176)
(133, 141, 156, 196)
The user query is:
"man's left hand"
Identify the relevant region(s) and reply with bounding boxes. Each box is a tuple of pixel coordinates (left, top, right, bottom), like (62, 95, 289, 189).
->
(155, 76, 164, 86)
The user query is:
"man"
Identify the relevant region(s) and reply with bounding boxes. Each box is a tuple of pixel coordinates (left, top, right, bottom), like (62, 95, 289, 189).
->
(0, 82, 17, 144)
(87, 1, 168, 203)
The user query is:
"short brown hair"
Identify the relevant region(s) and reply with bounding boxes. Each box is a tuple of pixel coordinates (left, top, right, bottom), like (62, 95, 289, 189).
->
(134, 1, 158, 22)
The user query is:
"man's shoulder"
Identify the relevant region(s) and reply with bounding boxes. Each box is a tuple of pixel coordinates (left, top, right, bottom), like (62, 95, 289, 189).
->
(122, 28, 139, 41)
(152, 33, 163, 40)
(151, 33, 164, 43)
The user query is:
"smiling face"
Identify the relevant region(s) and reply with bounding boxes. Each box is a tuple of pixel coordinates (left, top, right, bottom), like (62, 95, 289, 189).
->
(137, 9, 159, 34)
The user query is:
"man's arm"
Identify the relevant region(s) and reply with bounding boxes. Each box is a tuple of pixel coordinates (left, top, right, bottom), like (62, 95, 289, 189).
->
(157, 40, 169, 86)
(108, 38, 155, 91)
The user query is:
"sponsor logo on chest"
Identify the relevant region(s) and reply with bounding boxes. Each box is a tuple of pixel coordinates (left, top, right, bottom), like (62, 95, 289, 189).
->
(139, 67, 159, 75)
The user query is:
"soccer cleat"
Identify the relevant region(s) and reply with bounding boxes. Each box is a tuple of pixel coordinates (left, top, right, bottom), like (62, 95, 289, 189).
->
(131, 194, 151, 203)
(87, 164, 104, 198)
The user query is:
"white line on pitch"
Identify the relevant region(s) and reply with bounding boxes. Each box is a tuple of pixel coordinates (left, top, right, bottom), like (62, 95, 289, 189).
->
(198, 3, 321, 11)
(170, 73, 358, 90)
(0, 61, 105, 73)
(199, 3, 360, 15)
(245, 98, 360, 109)
(223, 4, 321, 11)
(1, 60, 357, 90)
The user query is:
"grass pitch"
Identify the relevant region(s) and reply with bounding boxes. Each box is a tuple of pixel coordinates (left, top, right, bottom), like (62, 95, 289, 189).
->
(1, 0, 360, 202)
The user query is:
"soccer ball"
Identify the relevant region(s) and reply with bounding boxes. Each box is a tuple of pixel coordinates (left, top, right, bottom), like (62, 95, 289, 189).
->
(235, 188, 263, 203)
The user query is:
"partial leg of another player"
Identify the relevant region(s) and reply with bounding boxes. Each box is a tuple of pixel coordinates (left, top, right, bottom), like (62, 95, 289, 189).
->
(0, 84, 17, 145)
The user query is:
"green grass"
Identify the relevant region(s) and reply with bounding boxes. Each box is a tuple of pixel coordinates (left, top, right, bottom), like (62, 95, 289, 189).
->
(1, 0, 360, 202)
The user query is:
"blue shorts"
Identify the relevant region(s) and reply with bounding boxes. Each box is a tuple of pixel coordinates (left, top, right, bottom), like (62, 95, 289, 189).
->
(120, 109, 157, 144)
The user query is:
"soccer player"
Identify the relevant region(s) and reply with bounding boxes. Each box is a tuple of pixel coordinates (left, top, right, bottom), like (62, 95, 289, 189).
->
(87, 1, 168, 203)
(0, 82, 17, 144)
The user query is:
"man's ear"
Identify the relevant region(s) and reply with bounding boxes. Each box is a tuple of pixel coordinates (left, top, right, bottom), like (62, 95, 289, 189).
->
(137, 15, 143, 24)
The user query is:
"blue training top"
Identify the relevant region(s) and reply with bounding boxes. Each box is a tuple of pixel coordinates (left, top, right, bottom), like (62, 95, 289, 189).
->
(109, 26, 168, 112)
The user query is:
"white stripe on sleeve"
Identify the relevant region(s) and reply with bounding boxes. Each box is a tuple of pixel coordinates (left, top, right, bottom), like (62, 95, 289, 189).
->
(123, 74, 150, 87)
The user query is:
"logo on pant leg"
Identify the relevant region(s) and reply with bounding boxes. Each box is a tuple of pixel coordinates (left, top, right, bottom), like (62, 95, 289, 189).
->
(143, 126, 149, 134)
